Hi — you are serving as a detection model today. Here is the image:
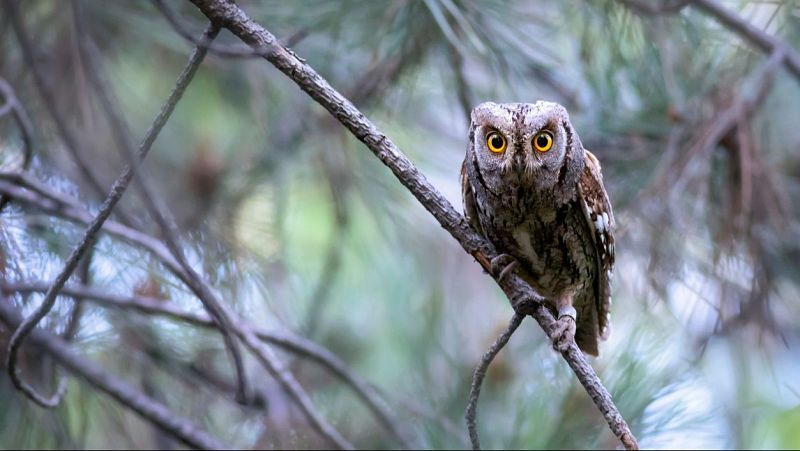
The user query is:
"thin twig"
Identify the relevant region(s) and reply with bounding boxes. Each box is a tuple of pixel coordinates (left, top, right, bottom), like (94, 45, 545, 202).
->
(1, 279, 404, 444)
(622, 0, 800, 81)
(692, 0, 800, 81)
(151, 0, 306, 58)
(0, 296, 225, 450)
(652, 49, 785, 194)
(466, 312, 524, 450)
(0, 178, 356, 447)
(70, 1, 251, 406)
(618, 0, 691, 15)
(74, 12, 349, 446)
(187, 1, 639, 448)
(5, 0, 113, 209)
(4, 22, 219, 409)
(0, 77, 34, 214)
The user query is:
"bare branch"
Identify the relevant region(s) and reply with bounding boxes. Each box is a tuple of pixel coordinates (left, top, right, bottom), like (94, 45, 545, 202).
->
(4, 0, 114, 208)
(4, 22, 219, 409)
(65, 12, 348, 445)
(618, 0, 690, 15)
(0, 175, 357, 449)
(0, 77, 33, 214)
(2, 279, 408, 446)
(621, 0, 800, 81)
(187, 0, 639, 448)
(151, 0, 307, 58)
(466, 312, 524, 450)
(692, 0, 800, 81)
(0, 296, 225, 450)
(70, 1, 252, 407)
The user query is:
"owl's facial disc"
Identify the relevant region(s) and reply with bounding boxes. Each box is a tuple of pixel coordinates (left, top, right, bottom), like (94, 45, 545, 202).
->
(470, 101, 574, 189)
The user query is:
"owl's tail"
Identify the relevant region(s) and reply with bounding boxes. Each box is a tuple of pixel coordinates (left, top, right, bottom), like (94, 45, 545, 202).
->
(574, 304, 600, 356)
(575, 327, 599, 356)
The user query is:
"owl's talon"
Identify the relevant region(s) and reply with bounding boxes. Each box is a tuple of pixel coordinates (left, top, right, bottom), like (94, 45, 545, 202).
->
(551, 314, 576, 353)
(490, 254, 519, 282)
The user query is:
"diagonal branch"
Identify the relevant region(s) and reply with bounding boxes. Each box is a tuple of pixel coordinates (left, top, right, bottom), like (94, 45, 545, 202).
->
(4, 22, 219, 409)
(466, 312, 525, 450)
(1, 279, 406, 446)
(4, 0, 116, 212)
(187, 0, 638, 449)
(70, 1, 251, 408)
(0, 296, 225, 450)
(692, 0, 800, 81)
(0, 176, 356, 450)
(621, 0, 800, 82)
(0, 77, 33, 214)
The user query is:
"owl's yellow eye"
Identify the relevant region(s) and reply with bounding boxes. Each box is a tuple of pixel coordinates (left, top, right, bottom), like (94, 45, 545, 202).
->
(533, 131, 553, 152)
(486, 131, 507, 153)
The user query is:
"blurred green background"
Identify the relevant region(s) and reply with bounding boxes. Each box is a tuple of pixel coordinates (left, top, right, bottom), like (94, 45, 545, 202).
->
(1, 0, 800, 449)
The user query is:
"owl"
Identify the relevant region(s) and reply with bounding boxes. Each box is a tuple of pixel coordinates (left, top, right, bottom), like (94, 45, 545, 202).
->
(461, 102, 614, 356)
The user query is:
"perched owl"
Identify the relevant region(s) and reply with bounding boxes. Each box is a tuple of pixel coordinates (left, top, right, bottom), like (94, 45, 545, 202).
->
(461, 101, 614, 356)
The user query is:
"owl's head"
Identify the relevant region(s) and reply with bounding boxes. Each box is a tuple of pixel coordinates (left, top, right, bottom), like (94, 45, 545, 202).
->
(468, 101, 583, 191)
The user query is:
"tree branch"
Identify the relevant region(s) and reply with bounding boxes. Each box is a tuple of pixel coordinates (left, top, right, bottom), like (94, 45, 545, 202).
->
(0, 175, 357, 450)
(692, 0, 800, 81)
(70, 1, 252, 408)
(621, 0, 800, 82)
(466, 312, 525, 450)
(186, 0, 638, 449)
(1, 279, 409, 448)
(4, 0, 116, 210)
(0, 77, 33, 215)
(0, 296, 225, 450)
(4, 22, 219, 409)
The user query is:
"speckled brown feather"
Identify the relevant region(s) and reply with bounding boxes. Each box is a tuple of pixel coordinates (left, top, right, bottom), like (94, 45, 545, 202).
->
(577, 150, 615, 340)
(461, 102, 615, 356)
(461, 159, 483, 237)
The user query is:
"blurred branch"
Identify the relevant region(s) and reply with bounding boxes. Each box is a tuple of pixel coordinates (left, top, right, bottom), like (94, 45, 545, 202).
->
(622, 0, 800, 81)
(0, 77, 33, 214)
(4, 0, 119, 215)
(151, 0, 307, 58)
(71, 1, 252, 408)
(187, 1, 639, 449)
(4, 22, 219, 410)
(0, 176, 356, 448)
(0, 296, 225, 450)
(653, 49, 784, 194)
(692, 0, 800, 81)
(618, 0, 690, 15)
(302, 162, 349, 337)
(466, 312, 524, 450)
(1, 279, 408, 447)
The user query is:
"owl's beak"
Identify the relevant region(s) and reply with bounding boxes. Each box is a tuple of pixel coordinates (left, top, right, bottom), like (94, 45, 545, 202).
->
(512, 152, 526, 170)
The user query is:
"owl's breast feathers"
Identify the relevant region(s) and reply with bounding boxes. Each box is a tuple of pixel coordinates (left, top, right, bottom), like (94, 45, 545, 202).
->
(461, 149, 615, 355)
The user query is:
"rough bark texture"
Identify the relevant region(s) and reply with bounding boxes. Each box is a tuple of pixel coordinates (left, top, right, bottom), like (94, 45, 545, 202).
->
(187, 0, 638, 448)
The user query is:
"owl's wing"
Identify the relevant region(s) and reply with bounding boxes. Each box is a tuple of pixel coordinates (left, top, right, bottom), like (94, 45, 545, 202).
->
(577, 150, 615, 339)
(461, 159, 484, 236)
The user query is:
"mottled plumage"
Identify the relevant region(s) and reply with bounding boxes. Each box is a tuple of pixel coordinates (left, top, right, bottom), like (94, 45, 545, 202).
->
(461, 102, 614, 355)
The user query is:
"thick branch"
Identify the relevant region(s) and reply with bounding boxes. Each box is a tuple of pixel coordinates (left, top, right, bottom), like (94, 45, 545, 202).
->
(187, 0, 638, 448)
(0, 297, 225, 450)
